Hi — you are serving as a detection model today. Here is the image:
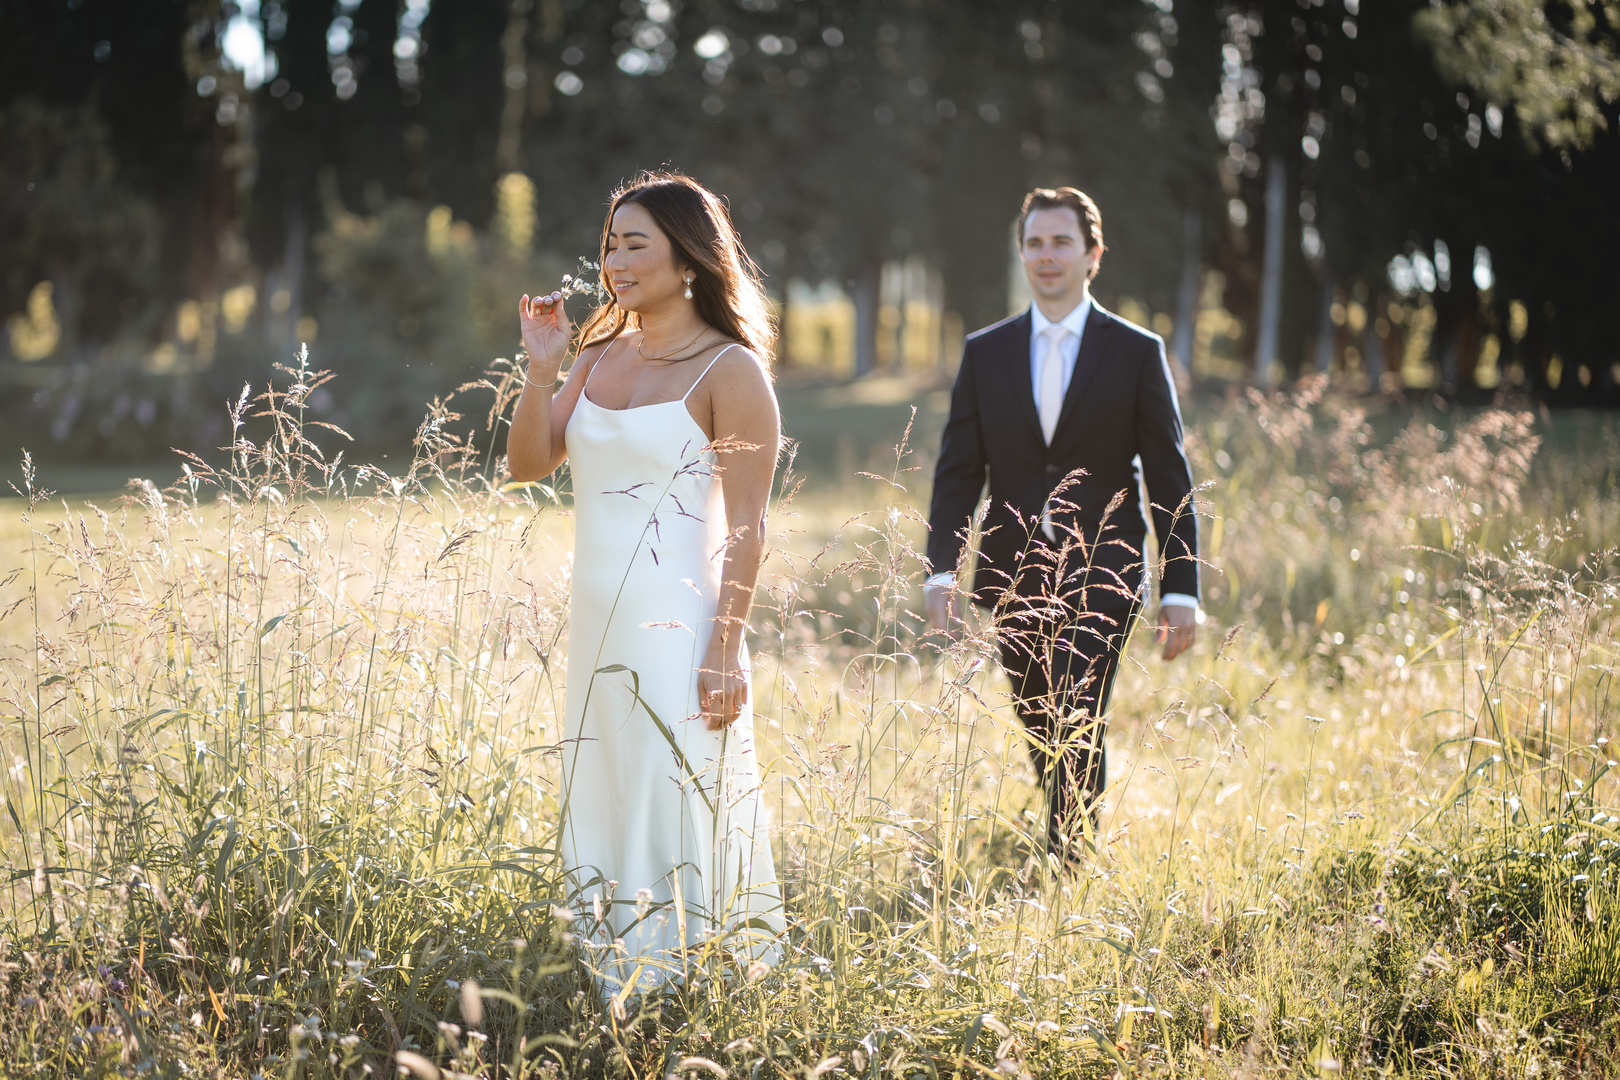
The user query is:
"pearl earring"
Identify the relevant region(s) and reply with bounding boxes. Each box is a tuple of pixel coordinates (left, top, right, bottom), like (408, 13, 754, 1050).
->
(683, 276, 693, 300)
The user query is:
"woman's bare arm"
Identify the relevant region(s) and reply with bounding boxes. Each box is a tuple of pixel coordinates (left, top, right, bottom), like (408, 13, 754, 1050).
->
(697, 348, 781, 729)
(507, 293, 600, 481)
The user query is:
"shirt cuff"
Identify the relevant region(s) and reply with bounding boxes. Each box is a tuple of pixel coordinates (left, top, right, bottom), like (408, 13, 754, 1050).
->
(1160, 593, 1200, 610)
(925, 572, 956, 589)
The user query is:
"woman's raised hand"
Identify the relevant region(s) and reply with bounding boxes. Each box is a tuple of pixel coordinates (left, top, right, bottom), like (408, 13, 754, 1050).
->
(519, 291, 573, 387)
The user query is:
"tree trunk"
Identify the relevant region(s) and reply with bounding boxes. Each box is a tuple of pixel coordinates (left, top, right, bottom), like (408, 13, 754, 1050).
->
(1593, 353, 1616, 404)
(494, 0, 529, 174)
(1385, 321, 1406, 392)
(268, 199, 307, 363)
(1362, 299, 1384, 394)
(1313, 270, 1336, 375)
(1252, 159, 1286, 388)
(852, 258, 880, 377)
(1455, 300, 1479, 388)
(338, 0, 412, 208)
(1432, 289, 1459, 392)
(48, 266, 82, 360)
(887, 260, 907, 371)
(929, 266, 948, 375)
(1172, 207, 1200, 374)
(420, 0, 508, 227)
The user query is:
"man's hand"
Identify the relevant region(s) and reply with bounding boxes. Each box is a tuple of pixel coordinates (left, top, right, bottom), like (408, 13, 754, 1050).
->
(925, 581, 968, 640)
(1155, 604, 1197, 661)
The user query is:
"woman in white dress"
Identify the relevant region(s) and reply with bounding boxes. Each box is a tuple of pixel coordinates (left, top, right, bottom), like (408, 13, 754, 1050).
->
(507, 171, 785, 994)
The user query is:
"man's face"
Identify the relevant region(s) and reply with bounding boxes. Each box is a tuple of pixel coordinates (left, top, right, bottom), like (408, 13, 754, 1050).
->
(1020, 206, 1095, 306)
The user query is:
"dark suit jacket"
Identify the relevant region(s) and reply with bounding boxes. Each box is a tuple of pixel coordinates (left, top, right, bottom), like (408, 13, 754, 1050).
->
(926, 303, 1199, 611)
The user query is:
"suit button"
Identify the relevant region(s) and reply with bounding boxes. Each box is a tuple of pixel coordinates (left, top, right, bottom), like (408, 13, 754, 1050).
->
(1045, 463, 1059, 476)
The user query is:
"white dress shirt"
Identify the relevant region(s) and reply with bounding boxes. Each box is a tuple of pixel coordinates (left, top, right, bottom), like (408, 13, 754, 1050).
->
(928, 297, 1198, 614)
(1030, 296, 1091, 409)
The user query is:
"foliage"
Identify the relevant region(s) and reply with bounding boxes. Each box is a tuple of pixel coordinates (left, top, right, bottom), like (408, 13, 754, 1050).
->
(1418, 0, 1620, 150)
(0, 99, 161, 353)
(5, 0, 1620, 441)
(312, 197, 498, 438)
(307, 192, 585, 445)
(2, 363, 1619, 1076)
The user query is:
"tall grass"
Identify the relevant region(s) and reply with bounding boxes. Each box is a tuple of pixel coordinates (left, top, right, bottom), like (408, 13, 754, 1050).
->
(2, 357, 1618, 1078)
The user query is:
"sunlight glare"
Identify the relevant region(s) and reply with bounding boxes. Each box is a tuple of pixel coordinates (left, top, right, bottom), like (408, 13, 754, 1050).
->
(221, 1, 271, 89)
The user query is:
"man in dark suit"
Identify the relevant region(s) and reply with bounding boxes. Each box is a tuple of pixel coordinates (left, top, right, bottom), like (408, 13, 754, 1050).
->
(925, 186, 1199, 863)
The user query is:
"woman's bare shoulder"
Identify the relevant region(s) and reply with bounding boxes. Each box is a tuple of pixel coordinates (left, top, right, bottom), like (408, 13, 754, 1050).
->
(703, 343, 777, 435)
(707, 341, 773, 385)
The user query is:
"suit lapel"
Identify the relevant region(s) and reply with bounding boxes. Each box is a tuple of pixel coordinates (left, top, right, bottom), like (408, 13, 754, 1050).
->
(1052, 304, 1115, 439)
(1003, 310, 1043, 440)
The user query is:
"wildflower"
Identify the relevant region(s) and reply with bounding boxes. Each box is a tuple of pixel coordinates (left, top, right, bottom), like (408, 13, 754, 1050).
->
(459, 978, 482, 1028)
(394, 1050, 440, 1080)
(557, 258, 607, 302)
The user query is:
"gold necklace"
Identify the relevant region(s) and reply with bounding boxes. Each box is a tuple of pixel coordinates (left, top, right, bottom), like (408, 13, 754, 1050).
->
(637, 326, 708, 363)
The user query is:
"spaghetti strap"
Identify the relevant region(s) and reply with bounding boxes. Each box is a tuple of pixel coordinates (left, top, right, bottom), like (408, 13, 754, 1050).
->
(682, 343, 743, 402)
(581, 334, 622, 394)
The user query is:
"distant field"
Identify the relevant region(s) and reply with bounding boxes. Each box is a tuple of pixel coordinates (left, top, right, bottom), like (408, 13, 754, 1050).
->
(0, 371, 947, 500)
(9, 367, 1615, 495)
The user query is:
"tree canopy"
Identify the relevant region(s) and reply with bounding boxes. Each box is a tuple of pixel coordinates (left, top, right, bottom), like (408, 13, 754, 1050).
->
(1, 0, 1616, 454)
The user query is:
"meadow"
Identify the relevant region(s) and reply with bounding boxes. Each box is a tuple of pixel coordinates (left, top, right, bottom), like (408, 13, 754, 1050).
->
(2, 353, 1619, 1079)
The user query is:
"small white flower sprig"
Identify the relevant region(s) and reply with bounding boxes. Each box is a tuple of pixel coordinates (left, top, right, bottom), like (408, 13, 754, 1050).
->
(556, 256, 608, 303)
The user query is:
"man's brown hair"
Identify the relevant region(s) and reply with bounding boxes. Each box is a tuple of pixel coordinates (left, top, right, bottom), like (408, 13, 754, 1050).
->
(1016, 187, 1106, 281)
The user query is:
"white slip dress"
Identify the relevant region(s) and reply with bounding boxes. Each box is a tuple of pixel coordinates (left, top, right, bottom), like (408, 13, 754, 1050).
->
(558, 341, 785, 995)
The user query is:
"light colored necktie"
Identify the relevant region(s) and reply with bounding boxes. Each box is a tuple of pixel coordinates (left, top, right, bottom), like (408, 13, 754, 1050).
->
(1037, 324, 1068, 540)
(1037, 324, 1067, 445)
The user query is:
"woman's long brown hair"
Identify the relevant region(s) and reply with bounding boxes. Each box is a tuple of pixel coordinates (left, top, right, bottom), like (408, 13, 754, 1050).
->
(575, 170, 775, 366)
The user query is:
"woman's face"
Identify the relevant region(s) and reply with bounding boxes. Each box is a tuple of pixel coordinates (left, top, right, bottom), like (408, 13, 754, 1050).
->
(604, 201, 687, 313)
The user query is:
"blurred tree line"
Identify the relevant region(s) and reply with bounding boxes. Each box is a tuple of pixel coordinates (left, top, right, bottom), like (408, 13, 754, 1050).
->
(1, 0, 1616, 459)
